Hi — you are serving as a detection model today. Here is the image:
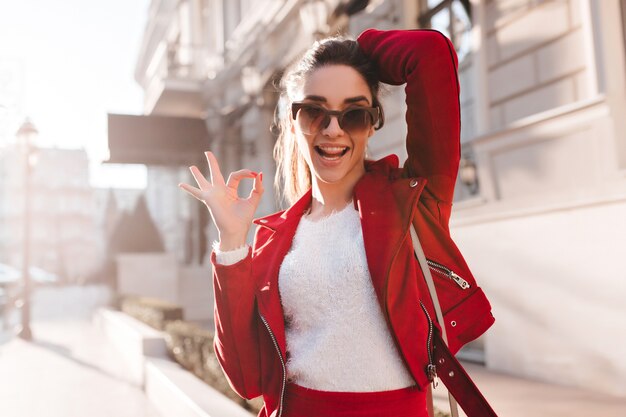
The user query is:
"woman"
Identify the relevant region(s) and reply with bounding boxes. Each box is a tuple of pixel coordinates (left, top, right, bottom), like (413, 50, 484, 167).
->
(179, 29, 495, 417)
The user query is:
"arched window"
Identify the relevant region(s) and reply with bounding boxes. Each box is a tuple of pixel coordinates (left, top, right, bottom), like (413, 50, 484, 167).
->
(418, 0, 472, 63)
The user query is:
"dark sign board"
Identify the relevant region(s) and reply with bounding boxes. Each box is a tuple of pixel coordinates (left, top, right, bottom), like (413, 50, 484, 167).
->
(106, 113, 210, 165)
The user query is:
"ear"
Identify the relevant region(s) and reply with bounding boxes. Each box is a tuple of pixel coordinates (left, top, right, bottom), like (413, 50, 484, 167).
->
(289, 115, 295, 134)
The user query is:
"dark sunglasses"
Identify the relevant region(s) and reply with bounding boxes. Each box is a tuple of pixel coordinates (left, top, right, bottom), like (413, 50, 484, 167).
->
(291, 102, 381, 135)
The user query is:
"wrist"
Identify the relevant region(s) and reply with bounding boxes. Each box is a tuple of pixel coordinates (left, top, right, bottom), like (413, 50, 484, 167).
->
(212, 241, 249, 266)
(218, 233, 248, 251)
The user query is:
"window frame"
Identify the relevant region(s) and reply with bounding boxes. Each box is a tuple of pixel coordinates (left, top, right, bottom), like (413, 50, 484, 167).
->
(417, 0, 472, 58)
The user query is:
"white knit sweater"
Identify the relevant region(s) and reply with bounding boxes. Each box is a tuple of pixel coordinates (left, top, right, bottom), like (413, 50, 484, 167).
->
(215, 203, 415, 392)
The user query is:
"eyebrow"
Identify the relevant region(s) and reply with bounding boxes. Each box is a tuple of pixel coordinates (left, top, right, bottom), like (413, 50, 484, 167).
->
(303, 95, 371, 105)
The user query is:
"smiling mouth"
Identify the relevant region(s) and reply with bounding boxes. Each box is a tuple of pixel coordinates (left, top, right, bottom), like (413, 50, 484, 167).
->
(314, 145, 350, 161)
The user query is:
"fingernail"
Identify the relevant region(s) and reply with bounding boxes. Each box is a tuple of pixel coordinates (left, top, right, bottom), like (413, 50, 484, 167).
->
(259, 172, 263, 181)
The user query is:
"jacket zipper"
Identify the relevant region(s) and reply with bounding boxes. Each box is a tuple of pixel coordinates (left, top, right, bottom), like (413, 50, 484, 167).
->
(259, 314, 286, 417)
(419, 300, 438, 388)
(426, 259, 470, 289)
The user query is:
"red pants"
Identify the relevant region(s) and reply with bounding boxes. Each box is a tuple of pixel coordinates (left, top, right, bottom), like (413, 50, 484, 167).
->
(282, 383, 428, 417)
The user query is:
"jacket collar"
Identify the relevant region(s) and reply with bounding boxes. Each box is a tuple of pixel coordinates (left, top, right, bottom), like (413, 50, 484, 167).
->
(252, 155, 403, 230)
(252, 189, 311, 232)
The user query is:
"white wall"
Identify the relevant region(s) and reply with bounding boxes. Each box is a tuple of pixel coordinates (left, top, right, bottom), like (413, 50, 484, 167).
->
(484, 0, 592, 130)
(116, 253, 179, 304)
(117, 252, 214, 323)
(452, 198, 626, 396)
(178, 264, 213, 322)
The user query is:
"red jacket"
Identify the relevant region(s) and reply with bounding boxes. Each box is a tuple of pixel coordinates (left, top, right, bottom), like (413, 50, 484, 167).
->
(211, 29, 495, 417)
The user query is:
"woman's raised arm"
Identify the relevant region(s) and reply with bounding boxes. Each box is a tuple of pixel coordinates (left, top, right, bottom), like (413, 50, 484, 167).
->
(357, 29, 461, 206)
(179, 151, 264, 399)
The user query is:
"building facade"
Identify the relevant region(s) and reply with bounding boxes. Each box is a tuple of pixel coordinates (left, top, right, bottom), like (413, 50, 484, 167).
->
(0, 146, 102, 284)
(131, 0, 626, 396)
(448, 0, 626, 397)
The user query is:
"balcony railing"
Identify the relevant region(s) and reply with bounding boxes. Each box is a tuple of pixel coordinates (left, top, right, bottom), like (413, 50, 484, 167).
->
(146, 41, 223, 82)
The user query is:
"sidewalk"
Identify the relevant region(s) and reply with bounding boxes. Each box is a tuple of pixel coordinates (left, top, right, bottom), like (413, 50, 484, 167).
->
(0, 286, 161, 417)
(1, 286, 625, 417)
(432, 362, 626, 417)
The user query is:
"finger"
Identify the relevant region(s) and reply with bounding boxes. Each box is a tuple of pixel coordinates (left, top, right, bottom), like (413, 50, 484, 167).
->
(226, 169, 258, 190)
(205, 151, 225, 186)
(247, 172, 264, 205)
(189, 166, 211, 189)
(178, 182, 203, 200)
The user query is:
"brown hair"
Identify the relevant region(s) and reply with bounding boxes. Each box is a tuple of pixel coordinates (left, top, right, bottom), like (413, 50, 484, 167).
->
(273, 36, 385, 206)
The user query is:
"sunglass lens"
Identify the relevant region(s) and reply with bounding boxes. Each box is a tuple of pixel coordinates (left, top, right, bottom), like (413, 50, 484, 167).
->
(297, 106, 327, 134)
(341, 108, 370, 133)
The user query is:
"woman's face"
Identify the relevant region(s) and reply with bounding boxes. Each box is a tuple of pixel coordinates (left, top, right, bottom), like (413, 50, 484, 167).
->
(292, 64, 376, 188)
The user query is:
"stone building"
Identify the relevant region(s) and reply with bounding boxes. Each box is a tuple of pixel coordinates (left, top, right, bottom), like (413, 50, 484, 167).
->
(124, 0, 626, 396)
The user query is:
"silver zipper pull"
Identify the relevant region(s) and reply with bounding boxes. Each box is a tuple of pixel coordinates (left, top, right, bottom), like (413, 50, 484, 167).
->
(449, 271, 470, 289)
(426, 364, 438, 389)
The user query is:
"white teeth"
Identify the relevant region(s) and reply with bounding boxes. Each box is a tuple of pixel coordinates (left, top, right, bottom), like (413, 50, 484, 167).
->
(319, 146, 346, 152)
(315, 145, 348, 162)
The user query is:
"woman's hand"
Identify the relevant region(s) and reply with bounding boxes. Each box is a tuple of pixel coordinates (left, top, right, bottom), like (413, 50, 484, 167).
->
(178, 151, 264, 250)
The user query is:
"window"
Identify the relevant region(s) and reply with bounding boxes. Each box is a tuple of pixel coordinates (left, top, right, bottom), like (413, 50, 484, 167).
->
(419, 2, 480, 199)
(418, 0, 472, 62)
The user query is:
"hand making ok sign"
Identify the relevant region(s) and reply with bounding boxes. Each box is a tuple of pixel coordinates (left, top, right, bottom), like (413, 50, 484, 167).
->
(178, 151, 264, 251)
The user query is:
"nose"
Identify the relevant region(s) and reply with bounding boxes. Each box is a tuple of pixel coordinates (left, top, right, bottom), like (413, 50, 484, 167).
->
(321, 114, 344, 137)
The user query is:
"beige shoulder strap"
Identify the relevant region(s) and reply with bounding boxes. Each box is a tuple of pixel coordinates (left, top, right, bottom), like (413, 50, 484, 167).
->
(410, 224, 459, 417)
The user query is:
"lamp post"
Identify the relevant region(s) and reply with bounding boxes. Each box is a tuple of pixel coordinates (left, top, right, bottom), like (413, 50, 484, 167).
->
(15, 118, 37, 341)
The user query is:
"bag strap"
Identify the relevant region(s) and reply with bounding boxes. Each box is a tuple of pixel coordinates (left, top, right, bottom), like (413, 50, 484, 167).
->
(410, 225, 498, 417)
(433, 331, 499, 417)
(409, 225, 460, 417)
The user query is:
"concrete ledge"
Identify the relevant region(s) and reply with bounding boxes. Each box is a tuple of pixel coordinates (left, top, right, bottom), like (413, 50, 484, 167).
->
(95, 307, 254, 417)
(145, 357, 253, 417)
(94, 307, 168, 386)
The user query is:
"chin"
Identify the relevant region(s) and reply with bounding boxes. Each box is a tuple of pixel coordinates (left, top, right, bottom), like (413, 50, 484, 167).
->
(315, 172, 349, 184)
(313, 162, 365, 186)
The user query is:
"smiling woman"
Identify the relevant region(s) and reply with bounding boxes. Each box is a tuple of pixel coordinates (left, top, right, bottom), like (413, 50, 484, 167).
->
(274, 37, 385, 208)
(178, 29, 496, 417)
(288, 64, 379, 211)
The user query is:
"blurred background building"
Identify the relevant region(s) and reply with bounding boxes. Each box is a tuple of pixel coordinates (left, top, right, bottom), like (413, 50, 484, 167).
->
(0, 145, 101, 283)
(105, 0, 626, 397)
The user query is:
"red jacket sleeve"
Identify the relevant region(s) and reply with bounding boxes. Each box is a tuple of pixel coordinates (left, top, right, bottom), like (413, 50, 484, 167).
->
(357, 29, 461, 207)
(211, 249, 262, 399)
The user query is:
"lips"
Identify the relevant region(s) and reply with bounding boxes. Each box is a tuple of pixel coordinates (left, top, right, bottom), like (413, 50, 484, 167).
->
(314, 145, 350, 161)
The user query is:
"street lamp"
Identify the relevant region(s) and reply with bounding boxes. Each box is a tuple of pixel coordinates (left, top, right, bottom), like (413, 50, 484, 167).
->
(459, 155, 479, 195)
(15, 118, 38, 341)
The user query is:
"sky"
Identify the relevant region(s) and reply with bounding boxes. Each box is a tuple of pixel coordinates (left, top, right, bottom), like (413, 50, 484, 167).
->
(0, 0, 150, 189)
